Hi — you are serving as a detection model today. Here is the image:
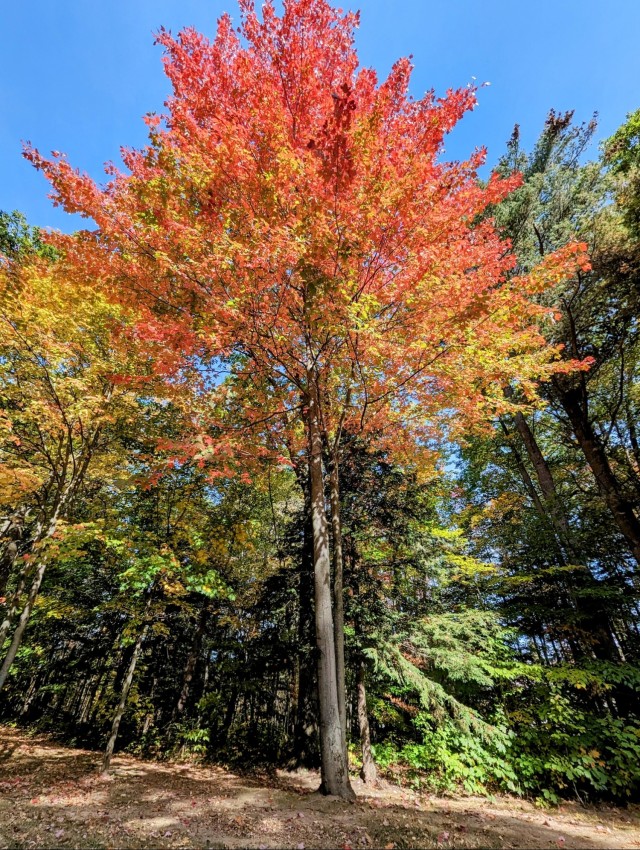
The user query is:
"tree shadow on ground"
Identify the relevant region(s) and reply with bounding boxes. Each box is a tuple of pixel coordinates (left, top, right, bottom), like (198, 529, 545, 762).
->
(0, 726, 638, 850)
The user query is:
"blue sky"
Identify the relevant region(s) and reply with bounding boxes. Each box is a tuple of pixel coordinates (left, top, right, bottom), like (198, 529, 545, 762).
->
(1, 0, 638, 232)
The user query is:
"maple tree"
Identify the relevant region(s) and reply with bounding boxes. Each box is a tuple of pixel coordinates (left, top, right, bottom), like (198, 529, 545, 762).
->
(26, 0, 590, 796)
(0, 252, 147, 689)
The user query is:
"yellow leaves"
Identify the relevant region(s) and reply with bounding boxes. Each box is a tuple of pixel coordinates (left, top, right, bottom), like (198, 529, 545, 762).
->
(448, 553, 497, 582)
(159, 576, 186, 597)
(209, 536, 230, 561)
(36, 597, 81, 622)
(0, 257, 152, 513)
(192, 548, 210, 568)
(0, 465, 45, 508)
(482, 491, 526, 525)
(346, 291, 383, 332)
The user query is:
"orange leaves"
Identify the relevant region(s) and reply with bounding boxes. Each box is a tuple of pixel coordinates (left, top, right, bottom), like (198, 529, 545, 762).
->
(25, 0, 590, 477)
(520, 241, 591, 295)
(22, 148, 103, 221)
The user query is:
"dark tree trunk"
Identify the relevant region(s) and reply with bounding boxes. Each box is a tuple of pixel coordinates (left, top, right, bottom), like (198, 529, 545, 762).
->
(306, 377, 354, 800)
(356, 660, 377, 785)
(0, 508, 27, 600)
(101, 622, 148, 774)
(292, 485, 319, 767)
(505, 404, 622, 661)
(174, 607, 207, 718)
(625, 394, 640, 478)
(510, 410, 572, 549)
(559, 383, 640, 566)
(499, 417, 548, 519)
(212, 687, 238, 747)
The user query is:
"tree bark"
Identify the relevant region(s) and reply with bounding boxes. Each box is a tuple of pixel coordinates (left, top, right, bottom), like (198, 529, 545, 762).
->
(499, 418, 548, 517)
(0, 560, 28, 649)
(625, 393, 640, 478)
(328, 454, 347, 760)
(503, 407, 621, 660)
(510, 410, 573, 548)
(0, 508, 27, 600)
(174, 607, 207, 718)
(101, 622, 148, 774)
(291, 479, 319, 767)
(0, 432, 99, 686)
(559, 384, 640, 566)
(503, 386, 574, 555)
(357, 659, 377, 785)
(306, 377, 354, 800)
(0, 491, 71, 689)
(0, 557, 48, 689)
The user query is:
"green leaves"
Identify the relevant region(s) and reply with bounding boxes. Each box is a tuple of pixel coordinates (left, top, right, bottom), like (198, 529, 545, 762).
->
(186, 568, 234, 601)
(604, 109, 640, 174)
(0, 209, 57, 261)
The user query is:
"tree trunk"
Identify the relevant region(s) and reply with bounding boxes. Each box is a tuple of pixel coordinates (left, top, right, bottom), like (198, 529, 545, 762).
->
(101, 622, 148, 774)
(306, 378, 354, 800)
(0, 557, 48, 689)
(559, 385, 640, 566)
(0, 560, 28, 649)
(328, 454, 347, 760)
(0, 441, 97, 686)
(357, 659, 377, 785)
(625, 393, 640, 478)
(499, 417, 548, 519)
(19, 672, 40, 717)
(0, 508, 27, 600)
(505, 405, 622, 660)
(0, 494, 68, 688)
(174, 607, 207, 718)
(292, 482, 319, 767)
(510, 410, 572, 550)
(212, 687, 238, 747)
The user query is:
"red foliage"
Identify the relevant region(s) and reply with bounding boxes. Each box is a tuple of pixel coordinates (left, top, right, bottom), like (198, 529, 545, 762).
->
(26, 0, 589, 474)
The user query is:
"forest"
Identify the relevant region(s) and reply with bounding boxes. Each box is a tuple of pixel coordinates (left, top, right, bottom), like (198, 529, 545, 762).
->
(1, 0, 640, 834)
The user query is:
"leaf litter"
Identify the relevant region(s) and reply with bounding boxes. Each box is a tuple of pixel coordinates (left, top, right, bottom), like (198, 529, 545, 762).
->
(0, 727, 639, 849)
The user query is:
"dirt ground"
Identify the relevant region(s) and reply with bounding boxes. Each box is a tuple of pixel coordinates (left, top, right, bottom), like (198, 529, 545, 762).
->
(1, 726, 639, 849)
